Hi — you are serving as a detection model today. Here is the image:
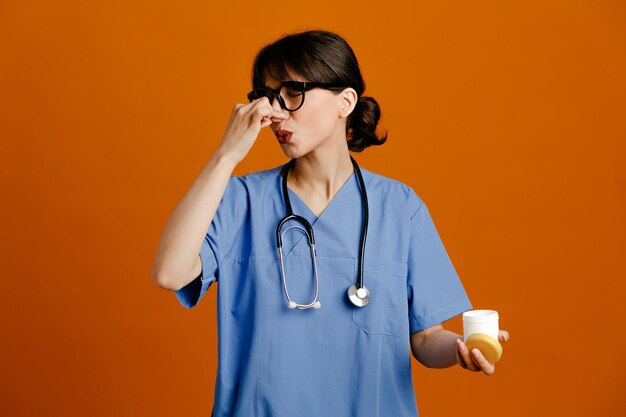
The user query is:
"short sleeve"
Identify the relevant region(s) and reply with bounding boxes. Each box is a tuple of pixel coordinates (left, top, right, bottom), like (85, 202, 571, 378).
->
(407, 192, 472, 333)
(173, 176, 247, 309)
(173, 234, 218, 309)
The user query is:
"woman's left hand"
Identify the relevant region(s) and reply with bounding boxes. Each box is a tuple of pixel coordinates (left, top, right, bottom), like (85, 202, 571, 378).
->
(455, 330, 509, 376)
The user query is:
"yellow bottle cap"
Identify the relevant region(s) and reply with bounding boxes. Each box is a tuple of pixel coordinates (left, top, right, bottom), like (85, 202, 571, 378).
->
(465, 333, 503, 363)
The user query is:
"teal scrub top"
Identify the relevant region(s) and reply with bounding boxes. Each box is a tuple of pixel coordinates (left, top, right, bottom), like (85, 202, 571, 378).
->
(174, 164, 473, 417)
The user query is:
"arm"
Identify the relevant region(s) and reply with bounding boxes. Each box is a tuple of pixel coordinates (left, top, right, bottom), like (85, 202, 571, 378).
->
(410, 324, 460, 368)
(152, 151, 238, 291)
(152, 99, 282, 292)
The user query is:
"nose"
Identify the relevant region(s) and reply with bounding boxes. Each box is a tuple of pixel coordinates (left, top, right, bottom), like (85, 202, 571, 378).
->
(270, 95, 289, 120)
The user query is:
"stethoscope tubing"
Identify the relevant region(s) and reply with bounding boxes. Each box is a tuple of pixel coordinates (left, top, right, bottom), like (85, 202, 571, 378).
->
(352, 157, 369, 290)
(276, 156, 369, 309)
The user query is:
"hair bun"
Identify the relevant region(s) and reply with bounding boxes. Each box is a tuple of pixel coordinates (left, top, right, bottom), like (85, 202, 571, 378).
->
(347, 95, 388, 152)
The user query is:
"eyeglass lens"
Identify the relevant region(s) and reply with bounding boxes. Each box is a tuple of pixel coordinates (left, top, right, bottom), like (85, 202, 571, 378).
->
(249, 84, 304, 111)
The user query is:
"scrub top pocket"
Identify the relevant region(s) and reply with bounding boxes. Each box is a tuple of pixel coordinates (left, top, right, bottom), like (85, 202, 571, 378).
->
(351, 260, 409, 336)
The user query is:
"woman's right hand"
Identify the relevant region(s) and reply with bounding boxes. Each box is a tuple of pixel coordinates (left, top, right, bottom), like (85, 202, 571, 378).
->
(216, 97, 284, 165)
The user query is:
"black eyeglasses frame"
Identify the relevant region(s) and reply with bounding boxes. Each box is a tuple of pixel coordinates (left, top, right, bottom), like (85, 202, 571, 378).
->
(247, 81, 347, 112)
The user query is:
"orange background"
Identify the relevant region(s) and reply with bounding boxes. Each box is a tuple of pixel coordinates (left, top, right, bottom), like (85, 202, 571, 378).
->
(2, 1, 625, 416)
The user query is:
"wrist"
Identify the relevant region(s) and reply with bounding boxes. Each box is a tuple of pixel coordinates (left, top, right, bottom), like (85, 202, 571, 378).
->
(211, 147, 241, 169)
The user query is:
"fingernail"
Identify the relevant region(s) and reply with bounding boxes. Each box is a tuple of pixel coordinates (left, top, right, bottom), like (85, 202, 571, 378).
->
(473, 349, 480, 357)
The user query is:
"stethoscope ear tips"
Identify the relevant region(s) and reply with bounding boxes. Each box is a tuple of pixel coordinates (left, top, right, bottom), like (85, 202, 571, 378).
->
(288, 301, 297, 309)
(312, 301, 321, 309)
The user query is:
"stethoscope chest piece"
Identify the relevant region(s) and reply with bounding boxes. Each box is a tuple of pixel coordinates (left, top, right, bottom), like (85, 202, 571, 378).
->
(348, 284, 370, 307)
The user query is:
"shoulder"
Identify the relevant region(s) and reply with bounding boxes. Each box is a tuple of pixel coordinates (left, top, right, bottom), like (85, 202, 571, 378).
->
(360, 166, 424, 216)
(237, 165, 282, 182)
(224, 165, 282, 193)
(220, 165, 283, 205)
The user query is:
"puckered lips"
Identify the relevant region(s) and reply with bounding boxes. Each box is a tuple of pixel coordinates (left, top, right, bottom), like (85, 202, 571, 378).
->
(275, 129, 293, 144)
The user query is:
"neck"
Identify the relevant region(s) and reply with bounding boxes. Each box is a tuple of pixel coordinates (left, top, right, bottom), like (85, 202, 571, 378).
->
(288, 146, 354, 201)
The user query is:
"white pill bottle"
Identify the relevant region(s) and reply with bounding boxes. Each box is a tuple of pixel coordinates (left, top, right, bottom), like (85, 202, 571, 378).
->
(462, 309, 499, 341)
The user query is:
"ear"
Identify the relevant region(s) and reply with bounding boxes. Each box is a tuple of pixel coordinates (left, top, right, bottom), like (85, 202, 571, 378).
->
(338, 87, 358, 118)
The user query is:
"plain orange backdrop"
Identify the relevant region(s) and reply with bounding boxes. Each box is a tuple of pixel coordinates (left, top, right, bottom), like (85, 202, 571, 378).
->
(1, 0, 625, 416)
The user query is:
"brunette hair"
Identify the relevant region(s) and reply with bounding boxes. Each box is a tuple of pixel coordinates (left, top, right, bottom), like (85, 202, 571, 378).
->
(251, 29, 388, 152)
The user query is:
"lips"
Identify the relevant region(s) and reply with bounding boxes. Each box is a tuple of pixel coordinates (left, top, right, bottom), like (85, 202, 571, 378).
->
(275, 129, 293, 144)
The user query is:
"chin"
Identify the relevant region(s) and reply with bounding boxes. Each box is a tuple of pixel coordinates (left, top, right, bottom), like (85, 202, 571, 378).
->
(282, 150, 301, 159)
(279, 144, 306, 159)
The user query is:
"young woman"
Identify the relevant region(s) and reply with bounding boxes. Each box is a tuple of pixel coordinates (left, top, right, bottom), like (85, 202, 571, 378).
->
(153, 29, 509, 417)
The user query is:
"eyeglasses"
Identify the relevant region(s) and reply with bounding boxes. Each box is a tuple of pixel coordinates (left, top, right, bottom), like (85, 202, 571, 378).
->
(247, 81, 346, 112)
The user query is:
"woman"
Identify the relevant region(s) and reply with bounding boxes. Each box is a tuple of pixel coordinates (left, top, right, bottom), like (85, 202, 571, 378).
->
(153, 29, 509, 417)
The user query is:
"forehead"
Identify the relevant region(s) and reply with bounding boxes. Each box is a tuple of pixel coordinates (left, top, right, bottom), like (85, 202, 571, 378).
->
(261, 68, 306, 89)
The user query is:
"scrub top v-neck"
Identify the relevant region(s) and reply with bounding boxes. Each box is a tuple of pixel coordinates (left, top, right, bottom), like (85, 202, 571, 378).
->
(279, 168, 356, 258)
(284, 163, 355, 217)
(173, 165, 473, 417)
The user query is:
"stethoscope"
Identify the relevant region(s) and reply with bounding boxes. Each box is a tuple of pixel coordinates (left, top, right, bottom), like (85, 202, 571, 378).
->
(276, 156, 371, 310)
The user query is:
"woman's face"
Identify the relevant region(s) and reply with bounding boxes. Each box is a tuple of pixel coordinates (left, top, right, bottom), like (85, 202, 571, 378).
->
(264, 74, 351, 159)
